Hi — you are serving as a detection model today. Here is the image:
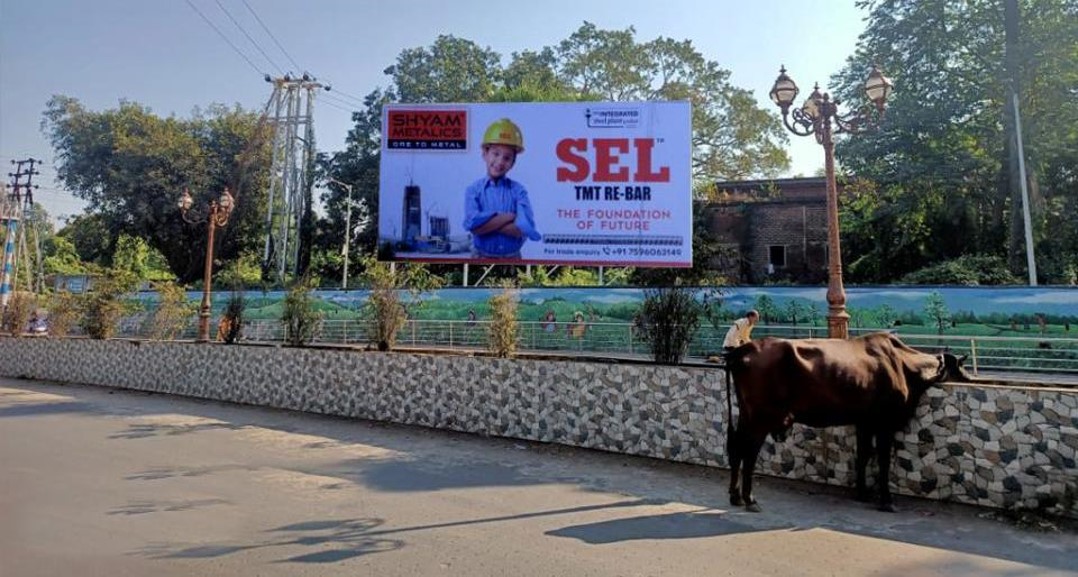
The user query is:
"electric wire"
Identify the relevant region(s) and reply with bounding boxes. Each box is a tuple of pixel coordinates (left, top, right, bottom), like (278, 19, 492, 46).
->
(326, 85, 368, 107)
(320, 93, 361, 112)
(317, 98, 357, 115)
(212, 0, 285, 76)
(240, 0, 303, 73)
(184, 0, 266, 76)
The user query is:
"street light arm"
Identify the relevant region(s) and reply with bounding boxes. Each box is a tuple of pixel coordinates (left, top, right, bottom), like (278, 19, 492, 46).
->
(832, 105, 885, 136)
(781, 107, 821, 138)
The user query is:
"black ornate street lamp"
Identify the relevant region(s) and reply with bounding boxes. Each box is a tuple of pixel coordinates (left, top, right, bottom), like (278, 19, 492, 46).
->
(179, 186, 236, 342)
(770, 65, 893, 339)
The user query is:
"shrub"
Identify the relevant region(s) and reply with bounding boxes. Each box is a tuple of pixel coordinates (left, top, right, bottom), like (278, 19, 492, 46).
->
(221, 288, 246, 344)
(79, 271, 138, 339)
(150, 281, 195, 340)
(281, 277, 322, 347)
(636, 286, 721, 364)
(488, 280, 519, 358)
(358, 255, 443, 351)
(2, 291, 36, 336)
(898, 255, 1021, 286)
(44, 291, 80, 338)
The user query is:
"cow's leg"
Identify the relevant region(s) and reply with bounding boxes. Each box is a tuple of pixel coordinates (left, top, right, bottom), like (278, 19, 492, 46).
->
(875, 431, 896, 512)
(727, 425, 744, 506)
(855, 426, 874, 502)
(739, 430, 768, 512)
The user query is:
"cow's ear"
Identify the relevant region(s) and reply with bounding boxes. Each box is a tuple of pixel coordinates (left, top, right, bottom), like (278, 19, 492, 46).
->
(958, 354, 968, 364)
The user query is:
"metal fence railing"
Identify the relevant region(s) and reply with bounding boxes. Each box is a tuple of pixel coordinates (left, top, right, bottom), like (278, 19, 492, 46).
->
(53, 312, 1078, 377)
(224, 319, 1078, 376)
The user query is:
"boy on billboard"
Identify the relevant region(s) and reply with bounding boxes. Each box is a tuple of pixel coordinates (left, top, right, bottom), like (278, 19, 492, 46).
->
(462, 118, 541, 259)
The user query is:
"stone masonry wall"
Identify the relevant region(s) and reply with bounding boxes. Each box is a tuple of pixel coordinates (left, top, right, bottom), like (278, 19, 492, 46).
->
(1, 337, 1075, 518)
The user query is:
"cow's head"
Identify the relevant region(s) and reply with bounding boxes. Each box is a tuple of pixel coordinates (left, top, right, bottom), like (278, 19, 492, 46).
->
(938, 353, 975, 383)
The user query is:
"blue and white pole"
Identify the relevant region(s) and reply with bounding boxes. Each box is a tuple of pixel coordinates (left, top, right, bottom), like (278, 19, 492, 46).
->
(0, 216, 18, 310)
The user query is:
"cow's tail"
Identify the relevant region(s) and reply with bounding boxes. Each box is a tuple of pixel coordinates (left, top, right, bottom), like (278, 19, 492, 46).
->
(725, 363, 734, 438)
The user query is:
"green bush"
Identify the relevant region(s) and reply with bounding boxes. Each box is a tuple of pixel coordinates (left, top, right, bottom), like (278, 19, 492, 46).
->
(79, 271, 138, 340)
(636, 286, 715, 365)
(281, 277, 322, 347)
(898, 255, 1021, 286)
(150, 281, 195, 340)
(358, 255, 443, 351)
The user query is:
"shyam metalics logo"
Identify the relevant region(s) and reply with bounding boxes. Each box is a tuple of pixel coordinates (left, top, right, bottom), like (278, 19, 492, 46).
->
(585, 107, 642, 129)
(387, 110, 468, 150)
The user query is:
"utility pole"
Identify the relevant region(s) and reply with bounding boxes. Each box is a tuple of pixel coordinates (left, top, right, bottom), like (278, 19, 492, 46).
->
(327, 178, 354, 289)
(2, 159, 42, 309)
(262, 74, 323, 283)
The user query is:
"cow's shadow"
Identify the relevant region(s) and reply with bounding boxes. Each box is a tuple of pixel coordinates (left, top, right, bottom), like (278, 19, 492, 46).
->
(546, 509, 785, 543)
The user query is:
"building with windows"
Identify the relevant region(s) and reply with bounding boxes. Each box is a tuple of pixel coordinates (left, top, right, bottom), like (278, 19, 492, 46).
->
(704, 177, 841, 284)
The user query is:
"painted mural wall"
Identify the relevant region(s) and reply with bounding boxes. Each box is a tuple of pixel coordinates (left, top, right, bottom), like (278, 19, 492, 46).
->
(157, 286, 1077, 337)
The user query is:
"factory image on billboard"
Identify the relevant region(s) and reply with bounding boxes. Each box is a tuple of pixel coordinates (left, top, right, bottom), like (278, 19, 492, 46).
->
(377, 102, 693, 267)
(397, 181, 471, 255)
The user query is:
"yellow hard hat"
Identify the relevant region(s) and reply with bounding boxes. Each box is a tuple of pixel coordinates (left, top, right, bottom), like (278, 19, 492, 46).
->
(482, 118, 524, 153)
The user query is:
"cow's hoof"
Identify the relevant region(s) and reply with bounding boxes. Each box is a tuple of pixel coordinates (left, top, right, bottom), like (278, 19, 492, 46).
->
(730, 493, 745, 507)
(877, 502, 896, 513)
(856, 490, 872, 503)
(746, 502, 762, 513)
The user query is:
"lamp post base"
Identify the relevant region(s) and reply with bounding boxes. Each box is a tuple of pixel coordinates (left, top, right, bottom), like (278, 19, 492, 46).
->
(827, 310, 850, 340)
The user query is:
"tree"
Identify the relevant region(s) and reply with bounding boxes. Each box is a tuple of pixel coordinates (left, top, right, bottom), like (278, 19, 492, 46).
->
(785, 299, 806, 327)
(923, 290, 951, 335)
(111, 235, 173, 282)
(43, 97, 272, 283)
(875, 304, 898, 328)
(552, 23, 790, 184)
(836, 0, 1078, 283)
(753, 294, 778, 324)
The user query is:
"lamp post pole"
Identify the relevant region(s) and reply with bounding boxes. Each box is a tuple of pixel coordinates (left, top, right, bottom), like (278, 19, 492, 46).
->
(819, 115, 847, 339)
(769, 65, 893, 339)
(327, 178, 354, 290)
(180, 186, 236, 343)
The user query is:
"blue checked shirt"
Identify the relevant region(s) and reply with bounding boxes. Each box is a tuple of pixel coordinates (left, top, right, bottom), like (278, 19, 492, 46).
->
(463, 176, 541, 257)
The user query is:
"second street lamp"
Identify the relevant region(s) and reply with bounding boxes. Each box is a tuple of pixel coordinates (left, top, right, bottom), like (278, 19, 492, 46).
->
(769, 65, 893, 339)
(179, 186, 236, 342)
(326, 177, 355, 290)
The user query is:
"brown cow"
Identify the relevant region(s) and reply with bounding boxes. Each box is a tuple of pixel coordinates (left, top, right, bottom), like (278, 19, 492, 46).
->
(724, 332, 973, 512)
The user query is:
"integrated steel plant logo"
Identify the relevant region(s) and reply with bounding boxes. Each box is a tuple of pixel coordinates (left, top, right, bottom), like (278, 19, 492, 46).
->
(386, 109, 468, 150)
(584, 107, 642, 129)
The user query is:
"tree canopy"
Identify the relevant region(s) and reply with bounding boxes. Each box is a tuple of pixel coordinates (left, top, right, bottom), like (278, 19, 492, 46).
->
(835, 0, 1077, 284)
(43, 97, 272, 283)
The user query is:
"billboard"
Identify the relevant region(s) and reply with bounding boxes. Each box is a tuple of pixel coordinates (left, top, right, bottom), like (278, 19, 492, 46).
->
(378, 101, 692, 267)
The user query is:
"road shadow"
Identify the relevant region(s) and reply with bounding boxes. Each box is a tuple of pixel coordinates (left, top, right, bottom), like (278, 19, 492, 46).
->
(547, 509, 786, 543)
(109, 421, 250, 439)
(0, 400, 94, 418)
(136, 500, 657, 564)
(108, 498, 231, 516)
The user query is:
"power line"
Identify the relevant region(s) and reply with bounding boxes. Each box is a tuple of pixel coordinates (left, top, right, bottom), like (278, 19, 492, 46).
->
(212, 0, 285, 76)
(319, 93, 361, 112)
(323, 83, 368, 107)
(240, 0, 303, 73)
(184, 0, 266, 76)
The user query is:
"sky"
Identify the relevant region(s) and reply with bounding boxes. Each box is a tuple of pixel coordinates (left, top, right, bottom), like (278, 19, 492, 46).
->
(0, 0, 868, 226)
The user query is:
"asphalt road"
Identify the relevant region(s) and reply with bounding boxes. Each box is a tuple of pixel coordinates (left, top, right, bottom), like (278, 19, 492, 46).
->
(1, 377, 1075, 577)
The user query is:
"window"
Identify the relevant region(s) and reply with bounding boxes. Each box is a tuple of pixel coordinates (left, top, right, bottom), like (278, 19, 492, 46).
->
(768, 245, 787, 268)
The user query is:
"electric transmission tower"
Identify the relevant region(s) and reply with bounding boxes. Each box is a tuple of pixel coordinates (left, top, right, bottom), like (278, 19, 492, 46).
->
(2, 158, 43, 311)
(262, 73, 321, 282)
